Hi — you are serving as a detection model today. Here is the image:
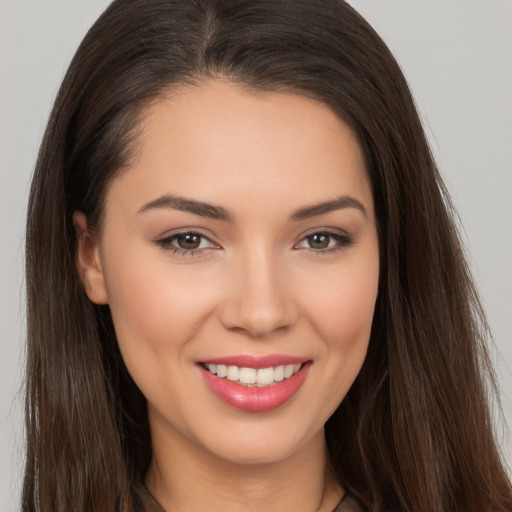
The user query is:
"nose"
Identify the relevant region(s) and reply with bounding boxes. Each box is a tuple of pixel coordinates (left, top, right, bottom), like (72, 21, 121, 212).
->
(218, 248, 298, 338)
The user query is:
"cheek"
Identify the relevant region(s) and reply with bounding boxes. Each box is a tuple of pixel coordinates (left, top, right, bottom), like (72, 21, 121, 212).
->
(102, 252, 220, 373)
(304, 257, 379, 352)
(322, 281, 376, 346)
(102, 255, 225, 420)
(286, 250, 379, 432)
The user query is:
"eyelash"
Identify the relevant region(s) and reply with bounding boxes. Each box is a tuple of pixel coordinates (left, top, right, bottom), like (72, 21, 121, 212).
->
(155, 230, 354, 258)
(295, 231, 354, 254)
(156, 231, 218, 258)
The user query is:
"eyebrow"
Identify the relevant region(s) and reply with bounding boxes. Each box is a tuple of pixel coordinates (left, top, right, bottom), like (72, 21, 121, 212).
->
(138, 194, 233, 221)
(138, 193, 367, 221)
(290, 196, 367, 221)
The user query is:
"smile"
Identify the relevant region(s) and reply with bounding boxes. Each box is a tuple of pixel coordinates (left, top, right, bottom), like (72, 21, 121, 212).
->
(203, 363, 302, 387)
(199, 357, 312, 412)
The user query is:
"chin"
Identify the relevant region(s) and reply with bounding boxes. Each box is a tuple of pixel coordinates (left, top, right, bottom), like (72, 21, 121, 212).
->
(189, 412, 327, 467)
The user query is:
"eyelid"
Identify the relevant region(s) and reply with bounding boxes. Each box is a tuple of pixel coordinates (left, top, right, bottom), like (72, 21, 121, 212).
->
(155, 229, 221, 256)
(294, 226, 352, 242)
(154, 227, 353, 257)
(293, 227, 354, 252)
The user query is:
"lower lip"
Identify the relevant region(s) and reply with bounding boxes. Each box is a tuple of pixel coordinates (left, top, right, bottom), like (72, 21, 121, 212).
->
(199, 363, 311, 412)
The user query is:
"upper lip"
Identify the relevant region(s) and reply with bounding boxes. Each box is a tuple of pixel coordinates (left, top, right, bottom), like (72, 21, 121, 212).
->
(199, 354, 310, 369)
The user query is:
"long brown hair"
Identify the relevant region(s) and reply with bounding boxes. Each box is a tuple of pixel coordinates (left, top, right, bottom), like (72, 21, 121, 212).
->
(24, 1, 511, 511)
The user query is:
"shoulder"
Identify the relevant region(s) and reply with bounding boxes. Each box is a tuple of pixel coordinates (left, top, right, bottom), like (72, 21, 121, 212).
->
(334, 492, 402, 512)
(334, 492, 365, 512)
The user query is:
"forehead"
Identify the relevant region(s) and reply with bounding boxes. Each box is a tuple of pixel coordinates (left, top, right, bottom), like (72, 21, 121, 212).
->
(104, 80, 372, 220)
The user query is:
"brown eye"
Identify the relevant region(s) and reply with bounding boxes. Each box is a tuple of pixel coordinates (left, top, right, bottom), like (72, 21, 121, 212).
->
(176, 233, 202, 250)
(156, 232, 218, 255)
(295, 231, 354, 253)
(306, 233, 331, 249)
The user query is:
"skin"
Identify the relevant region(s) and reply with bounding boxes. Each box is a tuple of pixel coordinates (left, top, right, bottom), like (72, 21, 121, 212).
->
(76, 80, 380, 512)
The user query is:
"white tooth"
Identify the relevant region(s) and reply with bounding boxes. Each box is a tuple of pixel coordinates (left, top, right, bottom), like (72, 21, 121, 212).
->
(284, 364, 294, 379)
(274, 365, 285, 382)
(239, 367, 257, 384)
(292, 363, 301, 374)
(206, 363, 217, 375)
(216, 364, 227, 378)
(256, 367, 275, 386)
(227, 366, 239, 381)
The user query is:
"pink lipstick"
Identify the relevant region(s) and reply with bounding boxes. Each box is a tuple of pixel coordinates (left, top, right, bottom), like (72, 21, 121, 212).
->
(198, 355, 311, 412)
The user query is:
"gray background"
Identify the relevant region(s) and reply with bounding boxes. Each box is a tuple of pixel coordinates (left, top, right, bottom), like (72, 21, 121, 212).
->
(1, 1, 510, 510)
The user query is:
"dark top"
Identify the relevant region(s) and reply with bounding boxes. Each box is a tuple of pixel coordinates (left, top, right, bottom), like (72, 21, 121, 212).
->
(334, 492, 365, 511)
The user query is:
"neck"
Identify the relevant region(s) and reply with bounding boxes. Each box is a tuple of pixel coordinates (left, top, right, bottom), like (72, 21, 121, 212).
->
(145, 425, 343, 512)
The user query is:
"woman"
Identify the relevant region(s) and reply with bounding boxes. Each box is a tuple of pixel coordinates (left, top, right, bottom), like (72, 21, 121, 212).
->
(23, 0, 512, 511)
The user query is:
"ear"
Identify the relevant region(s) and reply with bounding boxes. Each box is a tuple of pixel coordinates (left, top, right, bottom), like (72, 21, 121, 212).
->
(73, 212, 109, 304)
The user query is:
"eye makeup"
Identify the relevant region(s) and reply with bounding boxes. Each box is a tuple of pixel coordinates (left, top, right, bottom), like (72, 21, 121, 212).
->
(155, 228, 354, 259)
(293, 229, 354, 255)
(156, 230, 220, 258)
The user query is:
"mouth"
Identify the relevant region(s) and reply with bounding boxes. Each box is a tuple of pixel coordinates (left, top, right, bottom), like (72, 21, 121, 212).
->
(198, 357, 312, 412)
(202, 362, 303, 387)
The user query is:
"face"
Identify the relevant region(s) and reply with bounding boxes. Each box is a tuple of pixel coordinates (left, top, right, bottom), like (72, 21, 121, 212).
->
(77, 80, 379, 466)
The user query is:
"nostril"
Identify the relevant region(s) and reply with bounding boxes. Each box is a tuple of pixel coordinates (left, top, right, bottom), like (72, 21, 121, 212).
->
(217, 297, 297, 338)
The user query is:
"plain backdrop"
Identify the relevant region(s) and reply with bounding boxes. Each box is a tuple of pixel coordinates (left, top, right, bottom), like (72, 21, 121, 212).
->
(1, 1, 511, 510)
